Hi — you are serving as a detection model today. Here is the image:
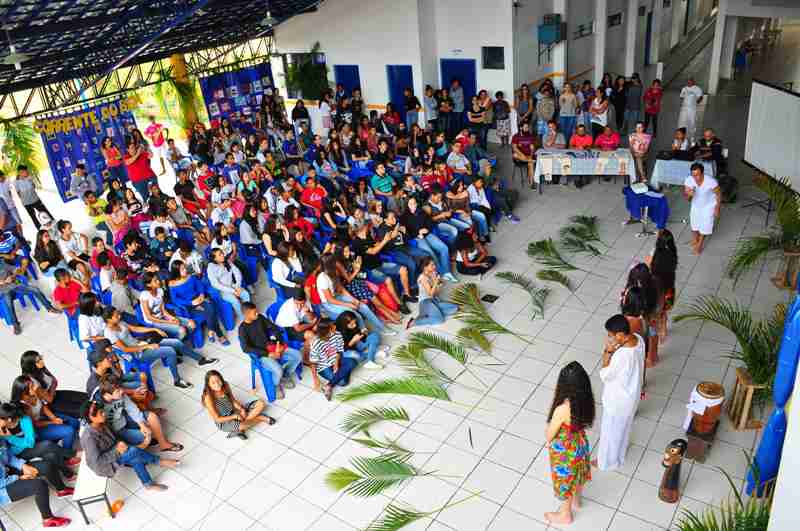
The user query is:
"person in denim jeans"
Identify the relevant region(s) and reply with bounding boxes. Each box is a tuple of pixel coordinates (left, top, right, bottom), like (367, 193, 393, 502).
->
(0, 260, 59, 334)
(238, 303, 302, 400)
(400, 197, 458, 282)
(207, 248, 250, 322)
(80, 400, 178, 492)
(309, 319, 359, 401)
(138, 272, 195, 340)
(351, 224, 417, 306)
(102, 307, 217, 389)
(336, 311, 389, 370)
(317, 254, 391, 333)
(425, 186, 471, 245)
(10, 375, 79, 452)
(407, 258, 459, 328)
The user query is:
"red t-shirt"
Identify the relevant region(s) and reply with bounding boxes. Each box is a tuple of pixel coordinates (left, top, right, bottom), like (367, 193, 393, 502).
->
(305, 273, 321, 305)
(569, 133, 594, 149)
(511, 133, 535, 157)
(124, 150, 155, 183)
(53, 280, 83, 316)
(595, 132, 621, 150)
(287, 218, 315, 240)
(420, 172, 448, 192)
(644, 87, 663, 115)
(300, 186, 327, 213)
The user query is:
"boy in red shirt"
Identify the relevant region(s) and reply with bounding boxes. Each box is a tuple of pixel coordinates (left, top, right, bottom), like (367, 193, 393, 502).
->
(300, 175, 327, 217)
(52, 268, 88, 316)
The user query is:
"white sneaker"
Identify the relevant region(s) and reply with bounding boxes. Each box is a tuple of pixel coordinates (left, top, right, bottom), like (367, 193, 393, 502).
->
(363, 361, 384, 370)
(443, 273, 459, 282)
(383, 329, 399, 336)
(376, 346, 391, 360)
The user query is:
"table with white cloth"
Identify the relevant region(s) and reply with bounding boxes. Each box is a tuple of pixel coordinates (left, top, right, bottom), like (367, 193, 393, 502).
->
(532, 149, 636, 194)
(650, 159, 715, 188)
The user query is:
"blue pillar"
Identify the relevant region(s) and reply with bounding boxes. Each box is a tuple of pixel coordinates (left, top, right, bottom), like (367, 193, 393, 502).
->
(747, 283, 800, 495)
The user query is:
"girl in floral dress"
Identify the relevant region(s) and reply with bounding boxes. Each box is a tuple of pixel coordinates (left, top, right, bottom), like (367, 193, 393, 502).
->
(545, 361, 596, 525)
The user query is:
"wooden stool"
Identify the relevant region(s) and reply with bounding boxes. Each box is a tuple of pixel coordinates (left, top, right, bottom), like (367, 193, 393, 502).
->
(727, 367, 766, 431)
(686, 420, 719, 463)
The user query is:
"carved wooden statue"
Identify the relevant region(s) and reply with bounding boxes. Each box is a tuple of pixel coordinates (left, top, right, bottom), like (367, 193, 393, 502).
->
(659, 438, 688, 503)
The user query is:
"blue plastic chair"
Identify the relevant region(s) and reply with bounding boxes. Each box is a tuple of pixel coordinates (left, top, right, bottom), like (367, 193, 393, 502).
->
(113, 347, 163, 392)
(265, 261, 288, 304)
(0, 276, 42, 327)
(240, 338, 277, 403)
(202, 276, 236, 332)
(90, 275, 112, 306)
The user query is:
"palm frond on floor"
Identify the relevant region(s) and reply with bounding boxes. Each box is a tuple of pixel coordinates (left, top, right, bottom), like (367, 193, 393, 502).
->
(407, 331, 468, 365)
(449, 283, 531, 344)
(336, 377, 450, 403)
(393, 344, 452, 382)
(456, 327, 493, 354)
(366, 492, 483, 531)
(340, 407, 410, 435)
(326, 453, 430, 497)
(527, 239, 580, 271)
(496, 271, 551, 319)
(560, 235, 603, 257)
(536, 269, 573, 291)
(567, 215, 607, 244)
(351, 436, 414, 455)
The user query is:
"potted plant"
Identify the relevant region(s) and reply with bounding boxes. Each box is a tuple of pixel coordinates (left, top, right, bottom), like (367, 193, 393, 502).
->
(284, 42, 330, 101)
(0, 119, 42, 187)
(727, 176, 800, 288)
(675, 296, 785, 416)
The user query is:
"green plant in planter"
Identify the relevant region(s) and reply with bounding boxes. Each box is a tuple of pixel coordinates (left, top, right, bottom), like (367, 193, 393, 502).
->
(674, 296, 785, 401)
(284, 42, 330, 100)
(727, 176, 800, 285)
(675, 452, 773, 531)
(0, 119, 42, 187)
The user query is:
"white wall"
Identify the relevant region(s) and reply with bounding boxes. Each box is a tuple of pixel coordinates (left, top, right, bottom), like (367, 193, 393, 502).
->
(272, 0, 424, 106)
(418, 0, 438, 89)
(606, 0, 628, 75)
(728, 0, 800, 18)
(568, 0, 596, 83)
(429, 0, 515, 97)
(515, 0, 554, 86)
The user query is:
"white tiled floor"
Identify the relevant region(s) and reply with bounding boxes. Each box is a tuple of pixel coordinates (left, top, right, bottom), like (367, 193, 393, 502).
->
(1, 34, 794, 531)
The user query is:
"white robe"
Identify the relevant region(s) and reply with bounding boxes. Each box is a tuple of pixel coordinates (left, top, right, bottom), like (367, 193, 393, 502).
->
(597, 334, 645, 471)
(685, 175, 719, 236)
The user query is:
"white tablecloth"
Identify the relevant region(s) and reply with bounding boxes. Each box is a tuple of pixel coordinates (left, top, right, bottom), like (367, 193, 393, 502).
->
(532, 149, 636, 193)
(651, 159, 715, 188)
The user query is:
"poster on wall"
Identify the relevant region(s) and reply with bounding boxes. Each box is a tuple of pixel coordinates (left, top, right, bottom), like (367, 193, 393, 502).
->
(199, 63, 274, 128)
(33, 96, 139, 202)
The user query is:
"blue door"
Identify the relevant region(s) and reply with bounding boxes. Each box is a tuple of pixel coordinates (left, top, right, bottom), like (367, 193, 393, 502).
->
(440, 59, 477, 108)
(333, 65, 361, 96)
(644, 11, 653, 66)
(386, 64, 413, 122)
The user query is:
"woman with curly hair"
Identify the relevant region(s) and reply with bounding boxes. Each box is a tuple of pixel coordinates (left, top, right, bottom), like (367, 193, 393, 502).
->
(545, 361, 595, 525)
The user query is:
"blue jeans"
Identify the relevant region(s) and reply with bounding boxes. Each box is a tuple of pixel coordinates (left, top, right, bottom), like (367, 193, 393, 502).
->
(321, 294, 385, 332)
(220, 289, 251, 321)
(414, 234, 451, 275)
(115, 416, 147, 447)
(117, 446, 159, 486)
(319, 357, 359, 387)
(131, 177, 156, 201)
(385, 249, 419, 279)
(137, 343, 181, 382)
(157, 337, 203, 362)
(623, 109, 641, 132)
(146, 316, 193, 340)
(415, 298, 458, 327)
(559, 116, 577, 143)
(1, 285, 56, 326)
(189, 301, 224, 337)
(260, 348, 303, 385)
(36, 413, 79, 450)
(406, 110, 419, 131)
(344, 332, 381, 363)
(455, 211, 487, 238)
(95, 221, 113, 245)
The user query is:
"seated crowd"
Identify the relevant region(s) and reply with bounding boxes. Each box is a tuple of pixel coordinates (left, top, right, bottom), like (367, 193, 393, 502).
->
(0, 82, 522, 525)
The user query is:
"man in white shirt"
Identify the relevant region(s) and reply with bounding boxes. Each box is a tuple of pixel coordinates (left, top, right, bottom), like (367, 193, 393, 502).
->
(275, 292, 319, 344)
(446, 142, 472, 176)
(678, 78, 704, 143)
(595, 314, 644, 471)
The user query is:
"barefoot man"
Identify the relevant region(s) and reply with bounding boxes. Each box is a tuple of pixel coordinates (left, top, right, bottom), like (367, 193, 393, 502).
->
(684, 162, 721, 255)
(594, 314, 644, 472)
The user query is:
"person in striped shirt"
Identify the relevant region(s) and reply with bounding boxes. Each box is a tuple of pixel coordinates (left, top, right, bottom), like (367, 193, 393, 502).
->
(309, 319, 359, 401)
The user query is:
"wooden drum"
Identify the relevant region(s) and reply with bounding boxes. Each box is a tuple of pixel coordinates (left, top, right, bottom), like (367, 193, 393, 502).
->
(691, 382, 725, 434)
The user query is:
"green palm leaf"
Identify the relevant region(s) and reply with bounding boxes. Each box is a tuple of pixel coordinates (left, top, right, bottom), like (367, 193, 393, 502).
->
(340, 407, 410, 435)
(527, 238, 580, 271)
(407, 331, 468, 365)
(674, 296, 782, 395)
(365, 504, 430, 531)
(393, 344, 451, 382)
(496, 271, 551, 319)
(561, 235, 603, 257)
(726, 233, 786, 284)
(351, 436, 413, 455)
(456, 327, 493, 354)
(336, 377, 450, 403)
(326, 454, 428, 497)
(449, 283, 531, 344)
(536, 269, 573, 291)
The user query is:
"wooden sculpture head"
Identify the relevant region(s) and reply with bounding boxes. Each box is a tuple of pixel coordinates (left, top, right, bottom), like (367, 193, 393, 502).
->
(662, 438, 688, 468)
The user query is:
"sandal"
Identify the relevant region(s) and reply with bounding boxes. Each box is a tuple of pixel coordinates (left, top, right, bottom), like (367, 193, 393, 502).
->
(219, 337, 231, 346)
(207, 334, 216, 344)
(261, 415, 277, 425)
(160, 443, 184, 453)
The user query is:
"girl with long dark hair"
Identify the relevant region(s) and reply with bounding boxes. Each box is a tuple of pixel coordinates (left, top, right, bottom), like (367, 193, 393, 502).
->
(168, 260, 229, 345)
(20, 351, 88, 419)
(10, 375, 79, 455)
(202, 370, 273, 440)
(647, 229, 678, 344)
(622, 263, 661, 367)
(544, 361, 595, 525)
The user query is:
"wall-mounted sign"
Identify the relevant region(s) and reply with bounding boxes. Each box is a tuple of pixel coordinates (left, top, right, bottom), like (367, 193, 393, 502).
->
(573, 21, 594, 40)
(608, 12, 623, 28)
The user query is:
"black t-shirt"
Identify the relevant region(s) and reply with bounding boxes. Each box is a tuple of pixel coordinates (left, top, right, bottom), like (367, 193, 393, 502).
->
(405, 95, 421, 112)
(352, 235, 381, 270)
(374, 224, 404, 251)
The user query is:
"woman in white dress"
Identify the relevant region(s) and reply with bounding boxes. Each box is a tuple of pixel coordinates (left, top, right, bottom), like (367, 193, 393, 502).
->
(684, 163, 721, 255)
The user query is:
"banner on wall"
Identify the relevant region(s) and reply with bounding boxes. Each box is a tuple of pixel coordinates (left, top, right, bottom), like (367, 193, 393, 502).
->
(199, 63, 274, 128)
(36, 97, 139, 202)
